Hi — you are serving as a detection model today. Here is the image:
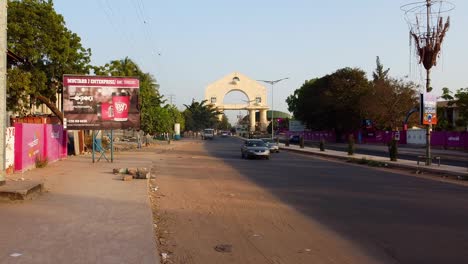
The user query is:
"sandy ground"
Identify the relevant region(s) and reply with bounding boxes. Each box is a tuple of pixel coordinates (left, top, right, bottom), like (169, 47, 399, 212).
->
(149, 140, 396, 264)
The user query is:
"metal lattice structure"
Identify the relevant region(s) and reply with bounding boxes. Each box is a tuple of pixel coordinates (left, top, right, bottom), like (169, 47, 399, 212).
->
(402, 0, 454, 92)
(401, 1, 454, 165)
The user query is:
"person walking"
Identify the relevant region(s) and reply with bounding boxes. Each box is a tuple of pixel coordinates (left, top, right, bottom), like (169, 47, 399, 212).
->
(136, 130, 142, 149)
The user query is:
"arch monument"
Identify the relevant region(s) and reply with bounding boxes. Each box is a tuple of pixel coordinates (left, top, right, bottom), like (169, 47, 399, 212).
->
(205, 72, 269, 132)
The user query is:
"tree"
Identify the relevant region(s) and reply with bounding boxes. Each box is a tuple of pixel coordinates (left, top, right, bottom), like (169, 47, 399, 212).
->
(454, 88, 468, 129)
(436, 87, 455, 131)
(183, 100, 220, 131)
(217, 114, 231, 131)
(372, 56, 390, 82)
(94, 57, 166, 134)
(362, 58, 419, 130)
(7, 0, 92, 119)
(286, 68, 371, 136)
(362, 78, 419, 130)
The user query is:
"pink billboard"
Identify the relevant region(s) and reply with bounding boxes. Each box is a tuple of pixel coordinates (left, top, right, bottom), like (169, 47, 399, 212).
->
(63, 75, 140, 130)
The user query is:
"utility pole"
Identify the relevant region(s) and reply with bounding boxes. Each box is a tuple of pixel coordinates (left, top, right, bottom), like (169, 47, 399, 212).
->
(402, 0, 453, 166)
(0, 0, 7, 185)
(258, 78, 289, 140)
(166, 94, 175, 105)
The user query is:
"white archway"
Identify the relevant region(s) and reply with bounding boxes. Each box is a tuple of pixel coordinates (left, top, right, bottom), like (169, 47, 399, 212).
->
(205, 72, 269, 132)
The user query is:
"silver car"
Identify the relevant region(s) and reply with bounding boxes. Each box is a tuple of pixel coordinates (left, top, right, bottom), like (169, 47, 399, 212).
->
(260, 138, 280, 153)
(241, 139, 271, 159)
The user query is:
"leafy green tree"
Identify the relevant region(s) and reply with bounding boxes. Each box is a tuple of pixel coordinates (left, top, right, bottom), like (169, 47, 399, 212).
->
(7, 0, 92, 118)
(183, 100, 220, 131)
(287, 68, 370, 136)
(217, 114, 231, 130)
(441, 87, 454, 101)
(436, 87, 455, 131)
(454, 88, 468, 129)
(362, 58, 419, 130)
(94, 57, 165, 134)
(372, 56, 390, 82)
(362, 78, 419, 130)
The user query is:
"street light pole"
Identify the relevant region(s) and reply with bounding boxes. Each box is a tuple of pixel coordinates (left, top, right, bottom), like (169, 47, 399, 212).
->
(0, 0, 7, 186)
(258, 78, 289, 140)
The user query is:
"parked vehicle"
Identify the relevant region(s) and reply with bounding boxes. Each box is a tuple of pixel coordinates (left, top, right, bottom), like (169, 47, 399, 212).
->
(260, 138, 279, 153)
(241, 139, 270, 159)
(202, 128, 215, 140)
(289, 135, 301, 143)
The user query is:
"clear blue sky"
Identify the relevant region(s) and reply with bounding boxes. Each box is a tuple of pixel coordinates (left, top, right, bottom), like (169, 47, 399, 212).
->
(53, 0, 468, 122)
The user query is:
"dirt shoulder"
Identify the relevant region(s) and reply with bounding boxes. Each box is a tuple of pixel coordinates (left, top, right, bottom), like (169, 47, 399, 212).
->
(149, 139, 396, 264)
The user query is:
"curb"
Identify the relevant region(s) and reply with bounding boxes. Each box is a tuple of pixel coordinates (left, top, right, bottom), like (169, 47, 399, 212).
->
(280, 146, 468, 178)
(0, 181, 44, 201)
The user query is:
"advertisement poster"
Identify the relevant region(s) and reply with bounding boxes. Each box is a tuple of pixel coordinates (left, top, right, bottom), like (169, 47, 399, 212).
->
(5, 127, 15, 174)
(63, 75, 140, 130)
(289, 120, 305, 132)
(420, 93, 438, 125)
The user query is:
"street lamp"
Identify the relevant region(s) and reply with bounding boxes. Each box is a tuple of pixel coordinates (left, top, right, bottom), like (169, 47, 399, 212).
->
(257, 78, 289, 140)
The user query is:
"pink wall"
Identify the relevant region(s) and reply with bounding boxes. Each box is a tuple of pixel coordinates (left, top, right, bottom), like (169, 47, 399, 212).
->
(44, 125, 67, 161)
(14, 123, 45, 172)
(14, 123, 67, 172)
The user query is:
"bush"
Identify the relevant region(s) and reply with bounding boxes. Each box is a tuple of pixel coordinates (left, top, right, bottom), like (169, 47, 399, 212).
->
(388, 139, 398, 161)
(347, 134, 355, 155)
(35, 156, 48, 168)
(319, 139, 325, 151)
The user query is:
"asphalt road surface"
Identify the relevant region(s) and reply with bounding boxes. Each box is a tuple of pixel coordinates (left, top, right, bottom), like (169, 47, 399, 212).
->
(151, 137, 468, 264)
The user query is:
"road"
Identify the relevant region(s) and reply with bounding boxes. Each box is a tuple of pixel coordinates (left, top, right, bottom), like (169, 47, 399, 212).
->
(151, 137, 468, 264)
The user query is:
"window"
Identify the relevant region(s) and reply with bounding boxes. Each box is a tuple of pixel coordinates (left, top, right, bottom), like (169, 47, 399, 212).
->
(211, 97, 217, 104)
(255, 97, 261, 103)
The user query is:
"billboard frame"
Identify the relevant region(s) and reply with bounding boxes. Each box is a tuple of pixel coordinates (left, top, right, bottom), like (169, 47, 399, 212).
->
(62, 75, 140, 130)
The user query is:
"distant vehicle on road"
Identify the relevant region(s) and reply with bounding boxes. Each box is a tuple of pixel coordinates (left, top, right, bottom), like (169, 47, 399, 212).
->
(241, 139, 270, 159)
(221, 131, 229, 137)
(260, 138, 279, 153)
(202, 128, 214, 140)
(289, 135, 301, 143)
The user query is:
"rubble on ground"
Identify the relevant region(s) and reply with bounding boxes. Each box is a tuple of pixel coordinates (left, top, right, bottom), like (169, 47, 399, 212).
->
(113, 167, 151, 180)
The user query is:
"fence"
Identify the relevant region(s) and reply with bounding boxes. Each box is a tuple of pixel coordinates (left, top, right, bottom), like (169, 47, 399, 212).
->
(13, 123, 67, 172)
(285, 129, 467, 149)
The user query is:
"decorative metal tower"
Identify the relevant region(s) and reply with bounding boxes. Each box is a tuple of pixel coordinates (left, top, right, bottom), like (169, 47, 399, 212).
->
(401, 0, 454, 165)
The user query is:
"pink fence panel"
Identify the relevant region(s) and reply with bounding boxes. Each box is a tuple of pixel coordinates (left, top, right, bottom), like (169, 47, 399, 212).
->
(431, 131, 468, 149)
(286, 131, 336, 142)
(44, 125, 67, 162)
(431, 132, 444, 147)
(14, 123, 45, 172)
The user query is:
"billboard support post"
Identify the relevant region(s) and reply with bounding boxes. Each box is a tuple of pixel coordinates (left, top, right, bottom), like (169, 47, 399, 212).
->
(92, 130, 95, 163)
(110, 130, 114, 163)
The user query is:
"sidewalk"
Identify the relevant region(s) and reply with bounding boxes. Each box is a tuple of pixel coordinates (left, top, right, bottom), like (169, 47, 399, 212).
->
(280, 143, 468, 178)
(0, 143, 175, 264)
(321, 142, 468, 159)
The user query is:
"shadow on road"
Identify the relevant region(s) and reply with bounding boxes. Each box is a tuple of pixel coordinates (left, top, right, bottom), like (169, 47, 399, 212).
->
(202, 137, 468, 264)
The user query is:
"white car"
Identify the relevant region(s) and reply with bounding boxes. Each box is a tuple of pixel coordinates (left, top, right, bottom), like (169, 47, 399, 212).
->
(260, 138, 279, 153)
(241, 139, 271, 159)
(202, 128, 214, 140)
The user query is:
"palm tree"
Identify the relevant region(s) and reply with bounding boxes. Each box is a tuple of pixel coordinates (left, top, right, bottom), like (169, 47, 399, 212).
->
(183, 99, 220, 131)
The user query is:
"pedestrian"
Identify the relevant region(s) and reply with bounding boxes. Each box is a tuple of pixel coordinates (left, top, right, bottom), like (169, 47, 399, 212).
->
(145, 133, 151, 146)
(136, 130, 142, 149)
